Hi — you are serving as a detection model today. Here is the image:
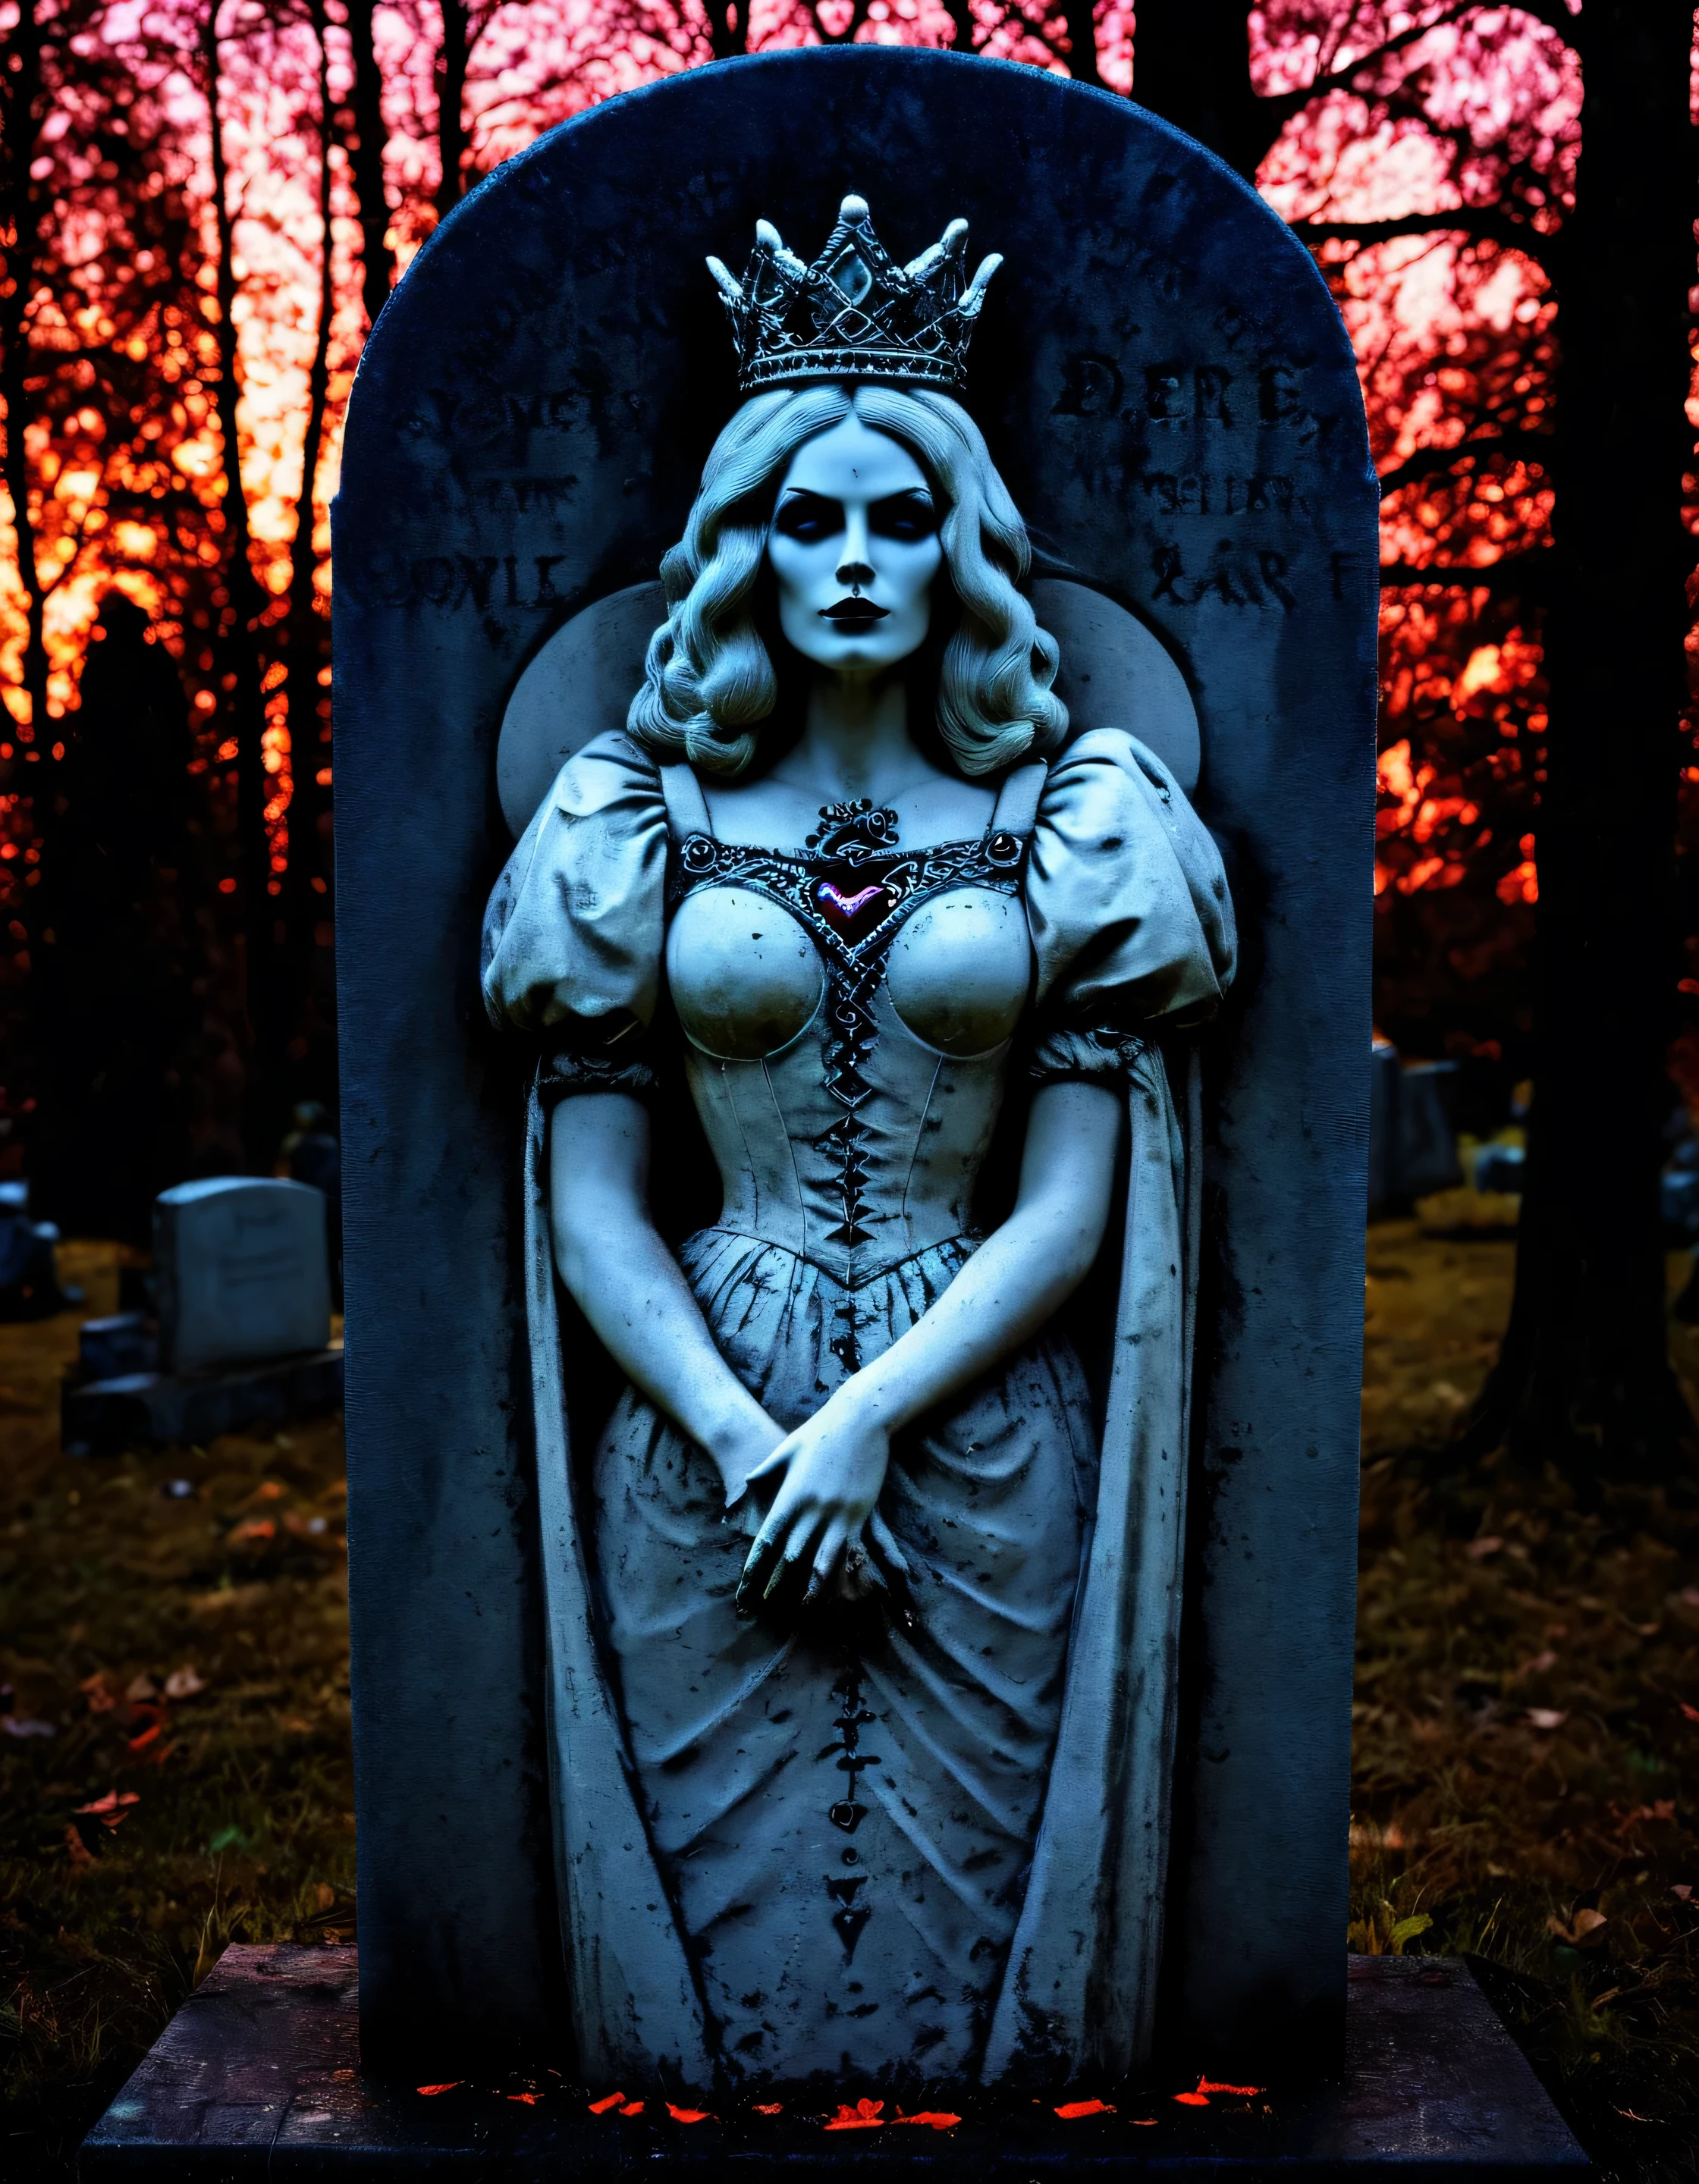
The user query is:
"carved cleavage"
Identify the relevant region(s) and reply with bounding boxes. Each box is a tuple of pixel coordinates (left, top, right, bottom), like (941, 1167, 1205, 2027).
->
(666, 877, 1032, 1065)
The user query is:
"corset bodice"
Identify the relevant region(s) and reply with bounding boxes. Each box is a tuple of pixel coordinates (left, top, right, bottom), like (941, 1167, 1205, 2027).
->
(664, 816, 1035, 1289)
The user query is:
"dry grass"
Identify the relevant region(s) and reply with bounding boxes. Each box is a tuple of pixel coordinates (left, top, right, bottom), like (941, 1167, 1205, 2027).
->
(1354, 1220, 1699, 2180)
(1, 1226, 1697, 2176)
(0, 1242, 353, 2180)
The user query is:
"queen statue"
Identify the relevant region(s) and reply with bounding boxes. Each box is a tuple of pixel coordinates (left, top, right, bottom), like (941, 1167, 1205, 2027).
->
(479, 195, 1236, 2098)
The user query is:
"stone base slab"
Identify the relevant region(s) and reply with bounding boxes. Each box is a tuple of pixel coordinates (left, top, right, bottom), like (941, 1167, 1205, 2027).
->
(78, 1945, 1590, 2179)
(62, 1346, 344, 1453)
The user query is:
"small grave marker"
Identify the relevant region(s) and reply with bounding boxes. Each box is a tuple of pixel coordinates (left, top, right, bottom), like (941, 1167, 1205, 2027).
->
(154, 1178, 330, 1373)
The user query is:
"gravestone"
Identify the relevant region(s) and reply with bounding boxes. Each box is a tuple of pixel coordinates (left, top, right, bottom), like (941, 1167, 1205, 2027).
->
(331, 43, 1380, 2082)
(62, 1177, 341, 1454)
(155, 1177, 331, 1372)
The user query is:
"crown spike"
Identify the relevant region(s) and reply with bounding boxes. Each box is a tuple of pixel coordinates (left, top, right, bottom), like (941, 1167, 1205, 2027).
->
(709, 195, 1000, 394)
(960, 253, 1003, 314)
(705, 256, 743, 305)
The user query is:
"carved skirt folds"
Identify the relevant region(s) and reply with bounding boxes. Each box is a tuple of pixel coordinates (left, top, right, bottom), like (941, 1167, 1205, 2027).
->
(591, 1225, 1098, 2091)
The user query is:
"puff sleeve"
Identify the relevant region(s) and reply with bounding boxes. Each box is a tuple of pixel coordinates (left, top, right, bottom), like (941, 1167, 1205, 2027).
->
(1025, 728, 1236, 1084)
(481, 730, 669, 1098)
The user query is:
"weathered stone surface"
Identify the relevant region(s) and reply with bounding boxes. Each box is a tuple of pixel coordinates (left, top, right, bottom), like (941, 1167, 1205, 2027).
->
(81, 1945, 1591, 2176)
(61, 1345, 344, 1453)
(154, 1178, 331, 1373)
(334, 47, 1379, 2074)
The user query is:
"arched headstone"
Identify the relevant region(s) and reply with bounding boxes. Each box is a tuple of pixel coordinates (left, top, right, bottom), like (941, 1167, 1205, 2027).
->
(335, 46, 1377, 2076)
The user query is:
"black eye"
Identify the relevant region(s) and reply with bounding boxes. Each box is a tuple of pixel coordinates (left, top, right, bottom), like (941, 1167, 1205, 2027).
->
(870, 493, 938, 543)
(774, 492, 841, 544)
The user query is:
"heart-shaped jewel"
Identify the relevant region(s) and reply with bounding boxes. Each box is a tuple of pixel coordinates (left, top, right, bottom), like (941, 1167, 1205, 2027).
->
(815, 880, 889, 934)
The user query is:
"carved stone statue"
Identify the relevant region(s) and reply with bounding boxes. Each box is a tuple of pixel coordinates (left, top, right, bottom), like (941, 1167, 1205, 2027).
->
(480, 196, 1236, 2095)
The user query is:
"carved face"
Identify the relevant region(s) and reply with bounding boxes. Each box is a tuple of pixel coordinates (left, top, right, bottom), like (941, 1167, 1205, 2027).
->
(767, 414, 943, 676)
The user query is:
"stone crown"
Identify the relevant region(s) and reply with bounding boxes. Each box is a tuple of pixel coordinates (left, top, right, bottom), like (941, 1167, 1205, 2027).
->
(706, 193, 1002, 394)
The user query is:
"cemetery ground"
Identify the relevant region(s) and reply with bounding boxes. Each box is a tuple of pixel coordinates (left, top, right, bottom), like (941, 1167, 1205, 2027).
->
(0, 1239, 1697, 2177)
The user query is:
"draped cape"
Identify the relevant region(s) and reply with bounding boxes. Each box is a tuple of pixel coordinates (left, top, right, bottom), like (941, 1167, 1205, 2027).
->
(482, 726, 1236, 2088)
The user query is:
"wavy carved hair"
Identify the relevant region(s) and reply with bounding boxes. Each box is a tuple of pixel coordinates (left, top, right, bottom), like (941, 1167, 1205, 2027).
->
(627, 382, 1067, 778)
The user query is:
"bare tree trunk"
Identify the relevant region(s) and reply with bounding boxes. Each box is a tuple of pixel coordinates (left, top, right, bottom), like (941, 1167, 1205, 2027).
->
(201, 4, 285, 1144)
(1058, 0, 1101, 88)
(938, 0, 973, 49)
(287, 0, 336, 946)
(0, 0, 52, 748)
(706, 0, 749, 61)
(1130, 0, 1267, 175)
(343, 0, 395, 328)
(435, 0, 470, 221)
(1466, 0, 1697, 1483)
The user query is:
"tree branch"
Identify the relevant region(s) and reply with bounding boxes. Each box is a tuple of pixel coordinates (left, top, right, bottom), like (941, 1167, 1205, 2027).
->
(1292, 210, 1558, 266)
(1377, 429, 1559, 496)
(1256, 0, 1480, 134)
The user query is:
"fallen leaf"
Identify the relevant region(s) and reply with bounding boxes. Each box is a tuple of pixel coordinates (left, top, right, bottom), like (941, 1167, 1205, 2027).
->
(416, 2084, 460, 2097)
(893, 2110, 961, 2129)
(254, 1480, 286, 1502)
(1173, 2091, 1211, 2107)
(1057, 2098, 1116, 2117)
(164, 1667, 207, 1701)
(587, 2093, 625, 2113)
(1130, 2118, 1158, 2126)
(80, 1674, 116, 1713)
(1198, 2079, 1261, 2097)
(1467, 1536, 1503, 1560)
(752, 2103, 784, 2116)
(1, 1714, 55, 1738)
(74, 1790, 140, 1827)
(64, 1822, 93, 1872)
(1527, 1708, 1569, 1731)
(1547, 1907, 1609, 1947)
(667, 2104, 714, 2123)
(226, 1517, 277, 1545)
(127, 1704, 165, 1751)
(824, 2098, 885, 2130)
(1512, 1650, 1558, 1679)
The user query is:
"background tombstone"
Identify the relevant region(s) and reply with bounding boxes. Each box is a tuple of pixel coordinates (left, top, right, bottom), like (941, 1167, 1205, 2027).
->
(155, 1177, 331, 1371)
(336, 47, 1377, 2077)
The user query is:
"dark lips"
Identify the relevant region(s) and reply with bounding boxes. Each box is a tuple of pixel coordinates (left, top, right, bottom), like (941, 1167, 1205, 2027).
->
(820, 598, 889, 623)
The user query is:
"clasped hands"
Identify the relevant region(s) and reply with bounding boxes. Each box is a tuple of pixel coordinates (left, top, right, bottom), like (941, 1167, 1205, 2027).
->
(723, 1382, 909, 1618)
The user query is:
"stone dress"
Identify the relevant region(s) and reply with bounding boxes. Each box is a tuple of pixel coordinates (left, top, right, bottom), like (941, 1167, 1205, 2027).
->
(481, 724, 1235, 2091)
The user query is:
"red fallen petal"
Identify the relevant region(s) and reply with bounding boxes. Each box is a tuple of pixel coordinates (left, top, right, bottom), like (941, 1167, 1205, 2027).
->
(128, 1720, 164, 1751)
(1056, 2099, 1116, 2118)
(507, 2091, 541, 2104)
(1131, 2119, 1158, 2126)
(1198, 2079, 1261, 2098)
(75, 1791, 140, 1815)
(619, 2101, 645, 2117)
(588, 2093, 624, 2114)
(1173, 2091, 1211, 2107)
(1682, 1702, 1699, 1722)
(824, 2098, 886, 2130)
(667, 2105, 714, 2123)
(752, 2103, 784, 2116)
(416, 2084, 461, 2096)
(894, 2110, 962, 2129)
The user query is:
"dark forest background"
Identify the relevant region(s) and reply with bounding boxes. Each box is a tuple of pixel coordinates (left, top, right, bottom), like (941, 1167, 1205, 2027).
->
(3, 0, 1697, 1479)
